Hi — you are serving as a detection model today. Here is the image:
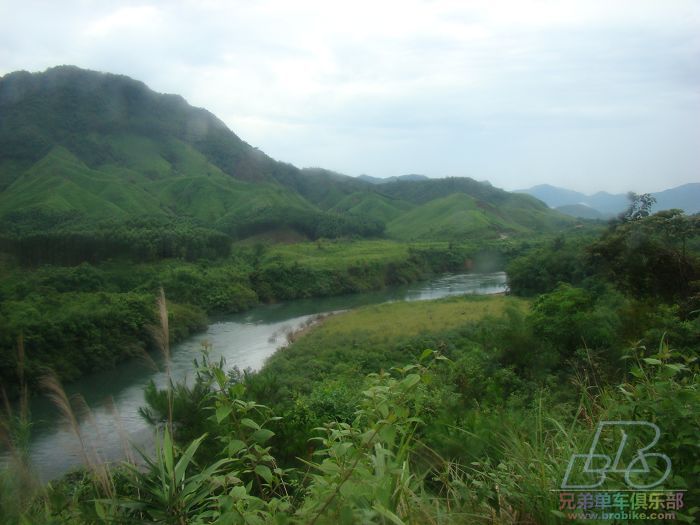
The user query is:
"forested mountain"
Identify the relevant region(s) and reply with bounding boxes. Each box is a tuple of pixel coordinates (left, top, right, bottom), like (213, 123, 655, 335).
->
(0, 66, 573, 263)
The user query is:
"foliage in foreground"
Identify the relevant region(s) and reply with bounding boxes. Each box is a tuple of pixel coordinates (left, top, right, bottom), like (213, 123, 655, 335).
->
(2, 208, 698, 522)
(3, 314, 698, 524)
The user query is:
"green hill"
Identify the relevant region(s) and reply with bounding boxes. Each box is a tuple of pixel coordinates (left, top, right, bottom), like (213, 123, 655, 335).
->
(387, 179, 572, 240)
(0, 66, 573, 261)
(0, 66, 378, 255)
(330, 192, 414, 223)
(0, 146, 164, 219)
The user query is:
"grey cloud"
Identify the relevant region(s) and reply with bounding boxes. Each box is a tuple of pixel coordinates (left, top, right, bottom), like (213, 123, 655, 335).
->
(0, 0, 698, 193)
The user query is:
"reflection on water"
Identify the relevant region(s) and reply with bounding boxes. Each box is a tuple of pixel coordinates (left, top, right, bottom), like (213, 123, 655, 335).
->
(4, 272, 506, 481)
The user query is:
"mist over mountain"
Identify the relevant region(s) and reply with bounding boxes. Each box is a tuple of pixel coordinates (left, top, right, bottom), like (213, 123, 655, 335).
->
(357, 174, 430, 184)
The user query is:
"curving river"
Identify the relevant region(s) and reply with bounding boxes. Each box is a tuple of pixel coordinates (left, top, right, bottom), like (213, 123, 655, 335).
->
(3, 272, 507, 482)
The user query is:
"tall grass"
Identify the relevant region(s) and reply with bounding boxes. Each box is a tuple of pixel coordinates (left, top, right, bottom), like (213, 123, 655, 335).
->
(0, 336, 38, 524)
(40, 374, 115, 499)
(152, 286, 174, 435)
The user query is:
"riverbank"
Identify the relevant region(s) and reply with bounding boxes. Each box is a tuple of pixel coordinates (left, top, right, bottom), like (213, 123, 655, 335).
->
(0, 239, 518, 398)
(252, 293, 528, 405)
(3, 271, 508, 482)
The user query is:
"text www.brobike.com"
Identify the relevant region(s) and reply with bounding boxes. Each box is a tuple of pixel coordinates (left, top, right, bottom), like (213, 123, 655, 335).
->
(566, 510, 676, 521)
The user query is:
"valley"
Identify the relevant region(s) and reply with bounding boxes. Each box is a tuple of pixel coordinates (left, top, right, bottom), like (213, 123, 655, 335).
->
(0, 66, 697, 524)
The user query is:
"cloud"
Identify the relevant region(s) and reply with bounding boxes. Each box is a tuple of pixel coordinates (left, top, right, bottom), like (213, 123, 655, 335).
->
(83, 5, 162, 38)
(1, 0, 698, 192)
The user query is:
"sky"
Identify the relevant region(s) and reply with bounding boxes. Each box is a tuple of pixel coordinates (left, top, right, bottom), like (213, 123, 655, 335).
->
(0, 0, 699, 194)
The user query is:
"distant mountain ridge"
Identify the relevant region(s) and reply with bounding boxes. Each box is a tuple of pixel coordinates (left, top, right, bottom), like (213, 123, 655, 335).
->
(357, 174, 430, 184)
(517, 183, 700, 218)
(0, 66, 574, 246)
(554, 204, 605, 220)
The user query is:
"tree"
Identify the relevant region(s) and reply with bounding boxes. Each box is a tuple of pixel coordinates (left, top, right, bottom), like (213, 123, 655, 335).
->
(621, 192, 656, 222)
(589, 210, 699, 303)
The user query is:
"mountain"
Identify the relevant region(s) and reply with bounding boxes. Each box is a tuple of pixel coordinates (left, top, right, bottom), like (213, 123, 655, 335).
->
(0, 66, 574, 257)
(555, 204, 604, 220)
(515, 184, 628, 217)
(517, 183, 700, 218)
(653, 183, 700, 215)
(515, 184, 589, 210)
(0, 66, 372, 240)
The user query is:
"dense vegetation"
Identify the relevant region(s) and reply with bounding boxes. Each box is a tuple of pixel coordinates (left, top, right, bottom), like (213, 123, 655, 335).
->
(0, 239, 522, 397)
(1, 205, 698, 523)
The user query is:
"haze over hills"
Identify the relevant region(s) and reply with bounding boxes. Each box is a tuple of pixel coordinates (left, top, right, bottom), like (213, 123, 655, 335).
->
(357, 174, 430, 184)
(517, 183, 700, 218)
(0, 66, 574, 251)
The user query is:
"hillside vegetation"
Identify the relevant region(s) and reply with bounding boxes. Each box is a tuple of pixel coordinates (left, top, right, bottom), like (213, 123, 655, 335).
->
(0, 66, 573, 259)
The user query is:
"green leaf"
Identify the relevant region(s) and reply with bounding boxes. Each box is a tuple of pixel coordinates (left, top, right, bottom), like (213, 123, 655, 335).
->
(643, 358, 663, 365)
(94, 500, 106, 520)
(227, 439, 247, 455)
(163, 428, 175, 477)
(251, 428, 275, 444)
(241, 418, 261, 430)
(216, 404, 233, 423)
(213, 367, 227, 389)
(372, 503, 405, 524)
(400, 373, 421, 390)
(175, 434, 206, 484)
(254, 464, 274, 484)
(230, 485, 247, 499)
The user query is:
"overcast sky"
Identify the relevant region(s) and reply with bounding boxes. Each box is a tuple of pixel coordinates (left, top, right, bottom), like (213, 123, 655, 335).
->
(1, 1, 698, 193)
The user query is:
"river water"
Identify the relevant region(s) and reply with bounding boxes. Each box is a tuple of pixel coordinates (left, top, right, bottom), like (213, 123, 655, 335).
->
(4, 272, 506, 481)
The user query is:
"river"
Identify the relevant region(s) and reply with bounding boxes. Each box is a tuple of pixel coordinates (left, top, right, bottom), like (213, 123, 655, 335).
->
(3, 271, 507, 482)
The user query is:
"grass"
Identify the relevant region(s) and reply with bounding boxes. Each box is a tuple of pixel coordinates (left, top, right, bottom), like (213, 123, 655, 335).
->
(301, 294, 526, 340)
(262, 239, 488, 271)
(258, 294, 529, 398)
